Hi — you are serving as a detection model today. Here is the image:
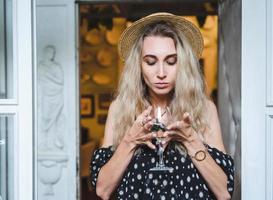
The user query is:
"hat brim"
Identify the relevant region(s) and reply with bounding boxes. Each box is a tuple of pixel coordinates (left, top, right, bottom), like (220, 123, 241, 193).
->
(118, 12, 204, 61)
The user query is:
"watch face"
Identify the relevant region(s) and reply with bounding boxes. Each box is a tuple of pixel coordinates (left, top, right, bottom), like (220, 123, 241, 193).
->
(195, 150, 206, 161)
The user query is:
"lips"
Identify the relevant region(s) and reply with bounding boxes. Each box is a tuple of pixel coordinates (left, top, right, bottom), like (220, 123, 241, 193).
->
(154, 82, 169, 89)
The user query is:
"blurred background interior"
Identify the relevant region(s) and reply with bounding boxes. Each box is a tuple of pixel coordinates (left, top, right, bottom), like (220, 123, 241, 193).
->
(78, 1, 219, 199)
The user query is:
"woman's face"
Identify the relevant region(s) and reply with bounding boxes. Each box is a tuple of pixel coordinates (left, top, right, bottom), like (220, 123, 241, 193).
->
(141, 36, 178, 97)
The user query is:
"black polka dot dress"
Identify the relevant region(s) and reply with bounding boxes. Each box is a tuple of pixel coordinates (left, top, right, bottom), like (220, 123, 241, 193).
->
(90, 143, 234, 200)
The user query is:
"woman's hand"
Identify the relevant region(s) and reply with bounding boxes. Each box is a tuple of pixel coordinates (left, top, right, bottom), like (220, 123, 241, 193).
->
(165, 112, 199, 145)
(122, 106, 157, 150)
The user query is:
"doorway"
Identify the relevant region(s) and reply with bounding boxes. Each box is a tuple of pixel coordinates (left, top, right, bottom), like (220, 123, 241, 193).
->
(76, 1, 231, 200)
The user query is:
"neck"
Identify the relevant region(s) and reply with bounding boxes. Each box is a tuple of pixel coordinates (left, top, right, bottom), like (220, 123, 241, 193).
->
(148, 91, 172, 108)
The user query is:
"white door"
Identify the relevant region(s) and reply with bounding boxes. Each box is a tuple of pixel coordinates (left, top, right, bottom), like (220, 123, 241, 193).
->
(0, 0, 34, 200)
(242, 0, 273, 199)
(35, 0, 79, 200)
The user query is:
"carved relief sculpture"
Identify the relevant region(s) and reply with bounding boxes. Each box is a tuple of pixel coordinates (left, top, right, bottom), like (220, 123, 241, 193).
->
(37, 45, 68, 196)
(38, 45, 65, 151)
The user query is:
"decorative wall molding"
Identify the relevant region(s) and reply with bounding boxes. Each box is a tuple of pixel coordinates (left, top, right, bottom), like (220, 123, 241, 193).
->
(36, 1, 77, 200)
(38, 152, 68, 195)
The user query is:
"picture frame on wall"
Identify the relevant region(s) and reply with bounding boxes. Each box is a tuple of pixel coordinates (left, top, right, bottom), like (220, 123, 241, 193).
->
(81, 95, 95, 118)
(97, 114, 108, 125)
(98, 93, 112, 110)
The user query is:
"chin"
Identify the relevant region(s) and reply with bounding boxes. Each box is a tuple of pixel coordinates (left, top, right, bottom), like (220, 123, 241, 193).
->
(153, 88, 173, 96)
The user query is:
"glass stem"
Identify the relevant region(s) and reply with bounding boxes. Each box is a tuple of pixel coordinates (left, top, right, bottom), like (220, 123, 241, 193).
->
(158, 143, 164, 167)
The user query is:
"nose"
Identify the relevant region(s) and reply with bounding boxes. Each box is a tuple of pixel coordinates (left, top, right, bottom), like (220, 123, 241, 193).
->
(156, 62, 167, 80)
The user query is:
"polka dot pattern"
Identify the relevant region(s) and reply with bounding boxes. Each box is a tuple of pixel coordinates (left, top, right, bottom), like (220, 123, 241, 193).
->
(89, 143, 234, 199)
(89, 147, 113, 188)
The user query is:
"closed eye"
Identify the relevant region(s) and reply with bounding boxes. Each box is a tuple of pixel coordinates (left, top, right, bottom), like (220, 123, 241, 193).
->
(143, 56, 157, 66)
(166, 56, 177, 65)
(166, 60, 177, 65)
(146, 61, 156, 65)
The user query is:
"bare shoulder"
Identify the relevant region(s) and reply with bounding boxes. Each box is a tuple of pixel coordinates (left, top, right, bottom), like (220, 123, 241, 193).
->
(203, 99, 226, 153)
(205, 99, 218, 121)
(101, 100, 116, 148)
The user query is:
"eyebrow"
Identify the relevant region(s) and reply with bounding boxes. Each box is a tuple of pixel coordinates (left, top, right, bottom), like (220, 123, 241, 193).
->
(143, 54, 177, 60)
(165, 54, 177, 59)
(142, 55, 156, 59)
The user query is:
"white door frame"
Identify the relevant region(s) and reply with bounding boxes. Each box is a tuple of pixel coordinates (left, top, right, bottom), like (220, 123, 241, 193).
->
(242, 0, 273, 199)
(14, 0, 34, 199)
(0, 0, 34, 200)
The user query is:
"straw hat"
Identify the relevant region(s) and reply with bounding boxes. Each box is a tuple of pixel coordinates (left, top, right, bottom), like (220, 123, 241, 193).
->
(118, 12, 204, 61)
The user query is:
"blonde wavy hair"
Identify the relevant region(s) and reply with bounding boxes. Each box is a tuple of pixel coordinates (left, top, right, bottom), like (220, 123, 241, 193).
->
(112, 21, 209, 152)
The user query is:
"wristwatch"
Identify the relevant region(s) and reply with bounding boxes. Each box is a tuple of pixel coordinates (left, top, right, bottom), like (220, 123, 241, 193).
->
(190, 149, 207, 161)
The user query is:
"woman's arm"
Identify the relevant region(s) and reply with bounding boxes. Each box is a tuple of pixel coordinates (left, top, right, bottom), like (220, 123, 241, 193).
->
(96, 139, 135, 200)
(167, 100, 232, 200)
(95, 102, 133, 200)
(95, 104, 155, 200)
(185, 141, 231, 200)
(184, 100, 231, 200)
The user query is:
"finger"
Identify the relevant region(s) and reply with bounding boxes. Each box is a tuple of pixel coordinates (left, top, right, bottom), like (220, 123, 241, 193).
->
(167, 121, 182, 130)
(138, 115, 152, 128)
(170, 136, 184, 143)
(166, 129, 192, 141)
(157, 131, 165, 138)
(143, 106, 153, 117)
(165, 130, 180, 137)
(145, 141, 156, 149)
(141, 116, 151, 127)
(144, 116, 153, 124)
(165, 130, 188, 140)
(137, 132, 157, 141)
(167, 120, 191, 131)
(140, 116, 153, 132)
(165, 133, 186, 142)
(137, 107, 153, 127)
(166, 136, 173, 142)
(136, 106, 152, 123)
(143, 121, 153, 132)
(163, 136, 172, 143)
(183, 112, 193, 125)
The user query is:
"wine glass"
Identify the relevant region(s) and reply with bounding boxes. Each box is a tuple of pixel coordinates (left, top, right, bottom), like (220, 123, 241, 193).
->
(149, 106, 174, 173)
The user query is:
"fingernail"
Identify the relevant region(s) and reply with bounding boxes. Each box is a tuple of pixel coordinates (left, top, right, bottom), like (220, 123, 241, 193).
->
(152, 133, 157, 137)
(162, 140, 166, 144)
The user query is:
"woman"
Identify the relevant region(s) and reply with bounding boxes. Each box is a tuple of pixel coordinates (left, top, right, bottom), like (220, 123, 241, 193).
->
(90, 13, 234, 200)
